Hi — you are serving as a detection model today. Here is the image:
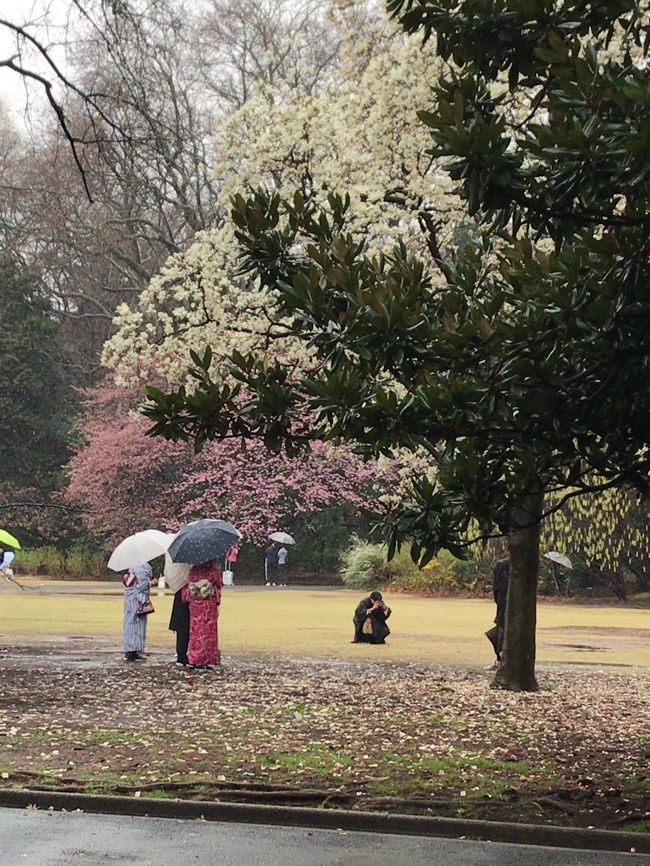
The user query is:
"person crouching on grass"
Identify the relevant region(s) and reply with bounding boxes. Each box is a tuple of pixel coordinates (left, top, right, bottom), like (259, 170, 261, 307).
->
(352, 591, 392, 644)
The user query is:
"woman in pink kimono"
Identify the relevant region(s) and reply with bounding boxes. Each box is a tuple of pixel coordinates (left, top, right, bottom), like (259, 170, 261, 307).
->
(182, 560, 222, 668)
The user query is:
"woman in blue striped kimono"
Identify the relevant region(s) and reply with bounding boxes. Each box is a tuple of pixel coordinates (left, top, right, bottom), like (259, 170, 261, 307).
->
(123, 563, 153, 661)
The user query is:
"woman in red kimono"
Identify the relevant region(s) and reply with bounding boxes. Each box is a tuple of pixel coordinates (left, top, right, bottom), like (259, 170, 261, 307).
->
(181, 560, 222, 668)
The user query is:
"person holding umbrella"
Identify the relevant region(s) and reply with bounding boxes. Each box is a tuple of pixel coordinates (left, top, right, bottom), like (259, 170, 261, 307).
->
(268, 532, 295, 586)
(0, 531, 21, 587)
(122, 563, 154, 662)
(0, 529, 21, 577)
(107, 530, 173, 663)
(182, 560, 222, 668)
(169, 590, 190, 667)
(168, 519, 241, 669)
(165, 555, 192, 667)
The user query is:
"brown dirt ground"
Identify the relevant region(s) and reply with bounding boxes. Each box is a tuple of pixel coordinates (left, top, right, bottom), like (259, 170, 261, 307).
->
(0, 638, 648, 830)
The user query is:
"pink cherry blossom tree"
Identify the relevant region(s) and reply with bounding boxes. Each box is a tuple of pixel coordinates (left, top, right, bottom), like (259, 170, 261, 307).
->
(66, 385, 388, 551)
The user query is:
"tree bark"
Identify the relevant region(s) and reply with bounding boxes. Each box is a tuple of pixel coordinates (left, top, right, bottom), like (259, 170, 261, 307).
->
(493, 493, 544, 692)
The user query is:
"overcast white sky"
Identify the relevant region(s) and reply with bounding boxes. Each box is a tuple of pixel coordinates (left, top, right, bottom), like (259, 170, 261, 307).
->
(0, 0, 70, 123)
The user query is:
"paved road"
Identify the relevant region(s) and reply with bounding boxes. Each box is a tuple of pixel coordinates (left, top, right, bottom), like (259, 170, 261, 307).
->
(1, 809, 647, 866)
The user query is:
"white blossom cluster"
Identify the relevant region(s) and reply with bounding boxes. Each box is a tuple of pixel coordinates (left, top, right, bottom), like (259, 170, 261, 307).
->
(103, 0, 463, 387)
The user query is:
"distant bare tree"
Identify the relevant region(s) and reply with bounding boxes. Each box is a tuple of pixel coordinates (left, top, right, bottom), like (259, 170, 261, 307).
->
(196, 0, 341, 110)
(0, 0, 348, 380)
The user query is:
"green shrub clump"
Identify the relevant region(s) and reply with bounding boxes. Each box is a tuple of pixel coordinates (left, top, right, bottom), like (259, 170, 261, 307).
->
(339, 539, 395, 589)
(339, 538, 489, 595)
(13, 545, 109, 580)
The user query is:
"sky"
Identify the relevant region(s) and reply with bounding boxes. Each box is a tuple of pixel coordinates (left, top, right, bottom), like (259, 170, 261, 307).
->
(0, 0, 70, 124)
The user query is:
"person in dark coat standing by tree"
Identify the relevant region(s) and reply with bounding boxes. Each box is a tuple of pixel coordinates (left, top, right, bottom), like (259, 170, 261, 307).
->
(169, 588, 190, 667)
(486, 549, 510, 669)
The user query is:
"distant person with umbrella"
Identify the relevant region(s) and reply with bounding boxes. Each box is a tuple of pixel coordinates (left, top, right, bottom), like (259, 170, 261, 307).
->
(267, 532, 295, 586)
(544, 550, 573, 596)
(168, 587, 190, 667)
(168, 519, 240, 669)
(264, 543, 278, 586)
(0, 530, 21, 580)
(107, 530, 173, 663)
(165, 552, 192, 667)
(277, 545, 289, 584)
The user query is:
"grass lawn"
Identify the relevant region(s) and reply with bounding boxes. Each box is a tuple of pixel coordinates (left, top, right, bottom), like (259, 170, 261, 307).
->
(2, 581, 650, 669)
(1, 582, 649, 829)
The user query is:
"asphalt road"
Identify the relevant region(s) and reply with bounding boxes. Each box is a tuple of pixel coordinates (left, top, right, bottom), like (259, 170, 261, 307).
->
(1, 809, 647, 866)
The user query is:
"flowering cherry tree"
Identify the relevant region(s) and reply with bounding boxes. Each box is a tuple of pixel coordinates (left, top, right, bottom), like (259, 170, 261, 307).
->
(66, 386, 385, 548)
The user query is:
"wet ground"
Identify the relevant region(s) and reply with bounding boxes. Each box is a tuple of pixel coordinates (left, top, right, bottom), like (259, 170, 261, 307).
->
(3, 809, 649, 866)
(0, 639, 648, 831)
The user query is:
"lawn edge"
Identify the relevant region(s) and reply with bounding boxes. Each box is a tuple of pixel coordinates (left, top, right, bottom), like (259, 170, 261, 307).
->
(0, 788, 647, 854)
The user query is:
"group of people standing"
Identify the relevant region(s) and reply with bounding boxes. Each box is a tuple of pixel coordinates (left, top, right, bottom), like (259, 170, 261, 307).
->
(264, 542, 289, 586)
(123, 550, 509, 667)
(123, 560, 223, 669)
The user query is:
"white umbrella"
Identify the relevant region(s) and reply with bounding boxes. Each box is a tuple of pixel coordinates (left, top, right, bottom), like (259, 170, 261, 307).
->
(543, 551, 573, 569)
(164, 553, 192, 593)
(269, 531, 295, 545)
(107, 530, 174, 572)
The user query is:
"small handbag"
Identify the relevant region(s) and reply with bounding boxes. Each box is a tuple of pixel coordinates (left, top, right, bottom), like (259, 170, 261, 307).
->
(362, 616, 374, 636)
(137, 600, 155, 616)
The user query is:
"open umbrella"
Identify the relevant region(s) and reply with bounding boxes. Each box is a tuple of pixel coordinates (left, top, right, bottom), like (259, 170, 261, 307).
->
(168, 519, 241, 565)
(543, 551, 573, 569)
(107, 530, 174, 572)
(0, 529, 21, 550)
(163, 553, 192, 593)
(269, 531, 295, 545)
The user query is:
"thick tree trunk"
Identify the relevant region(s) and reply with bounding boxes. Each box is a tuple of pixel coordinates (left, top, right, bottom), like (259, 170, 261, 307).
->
(493, 493, 544, 692)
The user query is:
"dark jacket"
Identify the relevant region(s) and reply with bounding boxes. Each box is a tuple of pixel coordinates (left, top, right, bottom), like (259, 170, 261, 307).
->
(492, 558, 510, 627)
(168, 588, 190, 632)
(353, 597, 392, 643)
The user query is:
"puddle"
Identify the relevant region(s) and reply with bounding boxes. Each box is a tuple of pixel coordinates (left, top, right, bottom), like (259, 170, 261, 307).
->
(546, 643, 611, 652)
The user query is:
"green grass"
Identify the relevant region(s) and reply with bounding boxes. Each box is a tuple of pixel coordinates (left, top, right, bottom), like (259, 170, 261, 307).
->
(368, 750, 535, 800)
(626, 820, 650, 833)
(264, 743, 354, 777)
(35, 777, 60, 788)
(5, 581, 650, 669)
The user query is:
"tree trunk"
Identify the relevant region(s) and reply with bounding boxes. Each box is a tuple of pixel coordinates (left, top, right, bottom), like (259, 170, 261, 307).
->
(493, 493, 544, 692)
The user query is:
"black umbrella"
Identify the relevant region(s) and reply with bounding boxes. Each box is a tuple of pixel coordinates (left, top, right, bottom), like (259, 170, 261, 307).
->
(168, 519, 241, 565)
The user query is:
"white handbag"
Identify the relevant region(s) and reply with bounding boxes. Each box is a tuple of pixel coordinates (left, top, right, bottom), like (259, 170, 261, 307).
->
(223, 569, 234, 586)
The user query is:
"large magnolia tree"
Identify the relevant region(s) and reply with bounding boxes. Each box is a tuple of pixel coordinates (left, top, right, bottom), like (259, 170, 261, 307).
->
(141, 0, 650, 692)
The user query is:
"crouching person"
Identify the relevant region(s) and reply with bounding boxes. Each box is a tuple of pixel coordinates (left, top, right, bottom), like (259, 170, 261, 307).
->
(352, 591, 391, 644)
